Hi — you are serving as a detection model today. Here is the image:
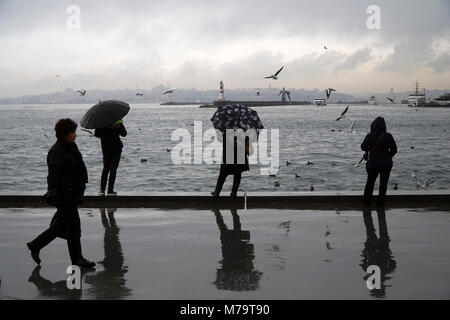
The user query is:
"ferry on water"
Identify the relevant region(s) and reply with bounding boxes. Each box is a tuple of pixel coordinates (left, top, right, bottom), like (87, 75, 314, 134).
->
(408, 81, 426, 107)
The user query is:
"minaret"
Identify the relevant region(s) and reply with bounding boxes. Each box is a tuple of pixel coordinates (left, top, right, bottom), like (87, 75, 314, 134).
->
(219, 80, 225, 101)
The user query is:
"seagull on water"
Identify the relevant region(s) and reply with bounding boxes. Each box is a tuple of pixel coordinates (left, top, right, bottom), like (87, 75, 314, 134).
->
(336, 105, 349, 121)
(264, 66, 284, 80)
(325, 88, 336, 99)
(310, 184, 315, 191)
(421, 178, 434, 189)
(274, 180, 281, 187)
(306, 160, 314, 166)
(77, 90, 86, 96)
(286, 161, 291, 166)
(162, 88, 176, 95)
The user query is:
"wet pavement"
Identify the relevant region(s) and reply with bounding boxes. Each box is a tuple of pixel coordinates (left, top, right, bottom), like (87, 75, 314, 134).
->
(0, 207, 449, 299)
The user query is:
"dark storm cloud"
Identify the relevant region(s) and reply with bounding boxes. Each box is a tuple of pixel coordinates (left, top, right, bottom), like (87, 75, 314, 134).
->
(0, 0, 448, 96)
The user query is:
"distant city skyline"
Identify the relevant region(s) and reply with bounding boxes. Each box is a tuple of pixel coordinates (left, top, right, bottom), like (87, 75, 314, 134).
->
(0, 0, 449, 98)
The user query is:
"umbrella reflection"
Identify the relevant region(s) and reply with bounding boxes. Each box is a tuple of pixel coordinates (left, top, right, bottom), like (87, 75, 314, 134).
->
(360, 207, 397, 298)
(212, 207, 262, 291)
(84, 208, 131, 299)
(27, 265, 86, 300)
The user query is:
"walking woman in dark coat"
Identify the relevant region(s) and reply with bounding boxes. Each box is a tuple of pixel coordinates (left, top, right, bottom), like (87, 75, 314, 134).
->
(27, 118, 96, 268)
(95, 120, 127, 196)
(361, 117, 398, 207)
(211, 133, 250, 198)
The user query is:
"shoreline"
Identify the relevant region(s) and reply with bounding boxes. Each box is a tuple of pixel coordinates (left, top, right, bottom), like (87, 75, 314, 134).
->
(1, 190, 449, 210)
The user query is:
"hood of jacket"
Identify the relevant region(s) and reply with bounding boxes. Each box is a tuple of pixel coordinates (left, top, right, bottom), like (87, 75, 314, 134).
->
(370, 117, 386, 136)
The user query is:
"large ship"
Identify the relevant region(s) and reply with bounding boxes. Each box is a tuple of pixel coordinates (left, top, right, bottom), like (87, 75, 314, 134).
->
(408, 81, 426, 107)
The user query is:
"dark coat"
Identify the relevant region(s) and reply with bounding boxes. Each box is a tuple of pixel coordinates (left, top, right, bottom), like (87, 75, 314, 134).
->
(95, 124, 127, 154)
(45, 139, 88, 206)
(361, 117, 397, 169)
(221, 133, 250, 175)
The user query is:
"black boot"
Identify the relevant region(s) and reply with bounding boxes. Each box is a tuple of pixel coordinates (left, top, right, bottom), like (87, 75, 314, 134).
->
(73, 258, 96, 269)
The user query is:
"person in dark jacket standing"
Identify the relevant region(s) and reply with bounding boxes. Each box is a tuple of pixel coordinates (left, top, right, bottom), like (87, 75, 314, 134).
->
(95, 120, 127, 196)
(211, 133, 250, 198)
(27, 118, 96, 268)
(361, 117, 398, 207)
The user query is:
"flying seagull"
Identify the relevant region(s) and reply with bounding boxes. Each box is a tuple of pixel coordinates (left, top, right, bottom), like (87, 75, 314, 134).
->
(349, 121, 356, 132)
(336, 105, 349, 121)
(162, 89, 176, 95)
(325, 88, 336, 99)
(81, 128, 94, 136)
(386, 97, 394, 103)
(256, 91, 261, 96)
(265, 66, 284, 80)
(77, 90, 86, 96)
(136, 92, 143, 96)
(324, 45, 328, 50)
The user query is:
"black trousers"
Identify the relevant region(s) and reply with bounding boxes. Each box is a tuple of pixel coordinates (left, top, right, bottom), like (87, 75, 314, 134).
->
(363, 165, 392, 207)
(29, 204, 83, 263)
(101, 152, 121, 192)
(215, 165, 242, 195)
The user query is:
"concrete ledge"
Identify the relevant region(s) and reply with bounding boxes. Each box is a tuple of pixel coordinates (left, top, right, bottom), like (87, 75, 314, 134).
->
(0, 191, 449, 210)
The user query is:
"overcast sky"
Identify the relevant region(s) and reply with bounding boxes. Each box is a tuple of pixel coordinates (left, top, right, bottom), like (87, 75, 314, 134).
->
(0, 0, 449, 97)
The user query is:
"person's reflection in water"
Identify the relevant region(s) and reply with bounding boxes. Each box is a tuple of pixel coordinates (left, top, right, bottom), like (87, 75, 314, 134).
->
(84, 208, 131, 299)
(213, 206, 262, 291)
(28, 265, 85, 300)
(360, 207, 397, 298)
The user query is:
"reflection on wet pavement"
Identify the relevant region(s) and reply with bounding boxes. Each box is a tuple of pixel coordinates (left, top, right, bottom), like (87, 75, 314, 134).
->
(84, 208, 132, 299)
(0, 207, 449, 299)
(360, 207, 397, 298)
(213, 207, 262, 291)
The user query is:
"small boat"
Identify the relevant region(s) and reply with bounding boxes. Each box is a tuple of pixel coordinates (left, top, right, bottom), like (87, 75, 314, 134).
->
(422, 93, 450, 108)
(368, 95, 377, 105)
(312, 98, 326, 106)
